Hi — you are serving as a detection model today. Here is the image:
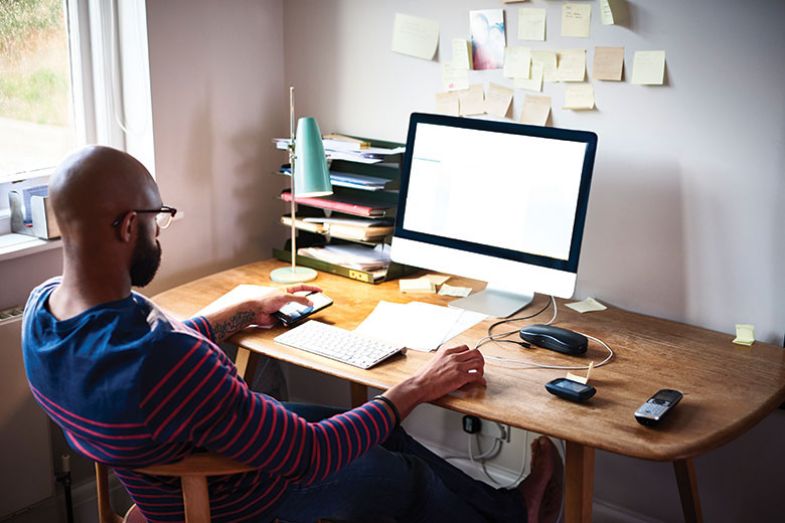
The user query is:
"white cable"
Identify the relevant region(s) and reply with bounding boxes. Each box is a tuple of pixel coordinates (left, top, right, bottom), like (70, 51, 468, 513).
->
(481, 331, 614, 371)
(481, 426, 530, 489)
(443, 434, 499, 462)
(544, 295, 558, 325)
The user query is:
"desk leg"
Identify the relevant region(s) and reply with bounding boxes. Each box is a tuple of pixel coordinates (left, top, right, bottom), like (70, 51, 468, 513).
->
(350, 383, 368, 408)
(564, 441, 594, 523)
(234, 347, 259, 382)
(674, 459, 703, 523)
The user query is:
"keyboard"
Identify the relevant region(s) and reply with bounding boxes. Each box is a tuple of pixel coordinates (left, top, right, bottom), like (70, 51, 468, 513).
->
(273, 320, 404, 369)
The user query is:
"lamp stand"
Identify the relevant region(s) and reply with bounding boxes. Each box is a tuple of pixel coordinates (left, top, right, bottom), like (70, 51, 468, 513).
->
(270, 86, 318, 283)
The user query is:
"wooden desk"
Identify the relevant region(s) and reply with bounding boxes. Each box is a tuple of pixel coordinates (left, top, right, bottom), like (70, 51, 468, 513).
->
(154, 259, 785, 522)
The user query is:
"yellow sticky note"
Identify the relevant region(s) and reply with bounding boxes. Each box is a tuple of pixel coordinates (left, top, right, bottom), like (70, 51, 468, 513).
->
(593, 47, 624, 81)
(600, 0, 615, 25)
(435, 91, 460, 116)
(564, 83, 595, 110)
(514, 62, 543, 92)
(424, 274, 451, 286)
(632, 50, 666, 85)
(732, 324, 755, 346)
(565, 297, 607, 314)
(518, 8, 546, 41)
(458, 84, 485, 116)
(442, 62, 469, 91)
(561, 3, 591, 38)
(532, 50, 558, 82)
(485, 83, 514, 118)
(558, 49, 586, 82)
(520, 94, 551, 126)
(503, 46, 531, 79)
(399, 277, 436, 293)
(452, 38, 473, 70)
(391, 13, 440, 60)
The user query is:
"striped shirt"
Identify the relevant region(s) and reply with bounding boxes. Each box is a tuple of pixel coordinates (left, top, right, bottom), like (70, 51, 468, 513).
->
(22, 278, 394, 522)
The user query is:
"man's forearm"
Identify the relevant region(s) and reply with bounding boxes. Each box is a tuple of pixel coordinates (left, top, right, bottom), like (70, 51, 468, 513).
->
(202, 303, 257, 342)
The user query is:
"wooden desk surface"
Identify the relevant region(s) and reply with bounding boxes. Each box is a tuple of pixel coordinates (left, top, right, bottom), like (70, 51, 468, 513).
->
(153, 259, 785, 462)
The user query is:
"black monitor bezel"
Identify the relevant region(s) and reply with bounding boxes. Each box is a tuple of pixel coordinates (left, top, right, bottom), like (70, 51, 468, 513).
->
(394, 112, 597, 273)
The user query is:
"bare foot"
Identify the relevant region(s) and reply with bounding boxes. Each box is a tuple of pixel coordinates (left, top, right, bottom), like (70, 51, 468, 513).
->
(518, 437, 563, 523)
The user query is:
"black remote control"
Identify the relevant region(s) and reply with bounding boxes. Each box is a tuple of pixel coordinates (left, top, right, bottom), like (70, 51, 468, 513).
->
(634, 389, 683, 426)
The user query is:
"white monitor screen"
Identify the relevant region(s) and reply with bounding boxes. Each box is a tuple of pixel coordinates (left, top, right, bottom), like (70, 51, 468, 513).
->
(403, 122, 587, 261)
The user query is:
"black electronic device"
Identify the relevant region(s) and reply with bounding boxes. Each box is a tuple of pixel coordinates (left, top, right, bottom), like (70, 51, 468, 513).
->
(273, 292, 333, 327)
(520, 324, 588, 355)
(634, 389, 683, 426)
(545, 377, 596, 402)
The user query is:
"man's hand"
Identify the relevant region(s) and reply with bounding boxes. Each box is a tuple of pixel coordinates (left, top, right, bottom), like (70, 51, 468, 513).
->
(249, 284, 321, 327)
(381, 344, 486, 421)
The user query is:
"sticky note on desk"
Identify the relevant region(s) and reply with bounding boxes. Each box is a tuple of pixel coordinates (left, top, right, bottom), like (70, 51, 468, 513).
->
(632, 50, 666, 85)
(424, 274, 451, 286)
(566, 297, 607, 314)
(438, 284, 472, 298)
(392, 13, 439, 61)
(732, 324, 755, 346)
(399, 277, 436, 293)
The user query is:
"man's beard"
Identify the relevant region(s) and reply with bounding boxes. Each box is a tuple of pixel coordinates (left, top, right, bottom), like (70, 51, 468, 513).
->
(129, 235, 161, 287)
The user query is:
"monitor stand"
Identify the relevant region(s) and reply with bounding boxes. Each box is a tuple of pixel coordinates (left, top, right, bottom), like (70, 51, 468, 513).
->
(448, 284, 533, 318)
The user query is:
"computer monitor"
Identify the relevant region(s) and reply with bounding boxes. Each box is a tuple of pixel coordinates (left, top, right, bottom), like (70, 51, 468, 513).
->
(391, 113, 598, 317)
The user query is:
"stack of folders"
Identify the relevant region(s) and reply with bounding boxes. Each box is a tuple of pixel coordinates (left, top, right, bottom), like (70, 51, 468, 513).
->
(297, 244, 391, 273)
(281, 215, 394, 242)
(279, 165, 392, 192)
(280, 190, 393, 218)
(274, 135, 405, 165)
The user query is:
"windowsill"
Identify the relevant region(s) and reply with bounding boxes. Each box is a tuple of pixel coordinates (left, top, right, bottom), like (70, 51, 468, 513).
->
(0, 233, 62, 262)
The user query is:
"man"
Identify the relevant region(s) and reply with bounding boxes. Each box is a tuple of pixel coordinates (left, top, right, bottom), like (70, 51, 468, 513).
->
(23, 146, 562, 522)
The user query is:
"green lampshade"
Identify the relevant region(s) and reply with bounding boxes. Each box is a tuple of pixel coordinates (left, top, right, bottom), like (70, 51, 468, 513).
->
(294, 117, 333, 197)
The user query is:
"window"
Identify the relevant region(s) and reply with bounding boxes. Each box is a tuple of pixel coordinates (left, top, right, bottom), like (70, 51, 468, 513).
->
(0, 0, 154, 242)
(0, 0, 77, 181)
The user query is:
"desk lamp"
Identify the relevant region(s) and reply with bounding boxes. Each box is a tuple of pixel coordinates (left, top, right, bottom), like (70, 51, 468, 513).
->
(270, 87, 333, 284)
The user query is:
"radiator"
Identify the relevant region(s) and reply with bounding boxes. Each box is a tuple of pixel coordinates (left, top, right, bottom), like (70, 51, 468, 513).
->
(0, 309, 54, 517)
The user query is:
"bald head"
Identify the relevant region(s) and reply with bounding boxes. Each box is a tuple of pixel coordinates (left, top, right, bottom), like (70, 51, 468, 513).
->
(50, 145, 160, 237)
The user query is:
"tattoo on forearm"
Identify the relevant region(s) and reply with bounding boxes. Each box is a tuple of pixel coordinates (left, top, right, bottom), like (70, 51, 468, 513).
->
(212, 310, 256, 341)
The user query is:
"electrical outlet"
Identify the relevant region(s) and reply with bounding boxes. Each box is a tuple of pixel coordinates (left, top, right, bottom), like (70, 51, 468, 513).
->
(479, 421, 511, 443)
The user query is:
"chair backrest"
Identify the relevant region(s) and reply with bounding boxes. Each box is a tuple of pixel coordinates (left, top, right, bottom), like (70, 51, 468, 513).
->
(96, 454, 254, 523)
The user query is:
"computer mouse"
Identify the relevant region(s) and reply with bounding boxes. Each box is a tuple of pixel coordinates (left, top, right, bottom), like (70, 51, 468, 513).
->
(519, 324, 588, 355)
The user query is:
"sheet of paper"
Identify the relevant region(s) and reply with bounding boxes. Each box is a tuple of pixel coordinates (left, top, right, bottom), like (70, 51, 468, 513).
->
(485, 82, 514, 118)
(600, 0, 615, 25)
(564, 83, 595, 110)
(632, 50, 666, 85)
(732, 324, 755, 346)
(518, 8, 546, 41)
(593, 47, 624, 81)
(558, 49, 586, 82)
(354, 301, 486, 352)
(438, 284, 472, 298)
(532, 50, 558, 82)
(442, 61, 470, 91)
(514, 62, 543, 91)
(503, 46, 531, 78)
(561, 3, 591, 38)
(435, 91, 460, 116)
(452, 38, 473, 70)
(197, 285, 276, 328)
(520, 94, 551, 126)
(391, 13, 440, 60)
(565, 297, 607, 314)
(458, 84, 486, 115)
(399, 277, 436, 293)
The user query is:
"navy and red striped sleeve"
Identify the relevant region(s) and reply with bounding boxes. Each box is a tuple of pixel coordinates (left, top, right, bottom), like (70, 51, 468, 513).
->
(139, 331, 394, 484)
(182, 316, 215, 342)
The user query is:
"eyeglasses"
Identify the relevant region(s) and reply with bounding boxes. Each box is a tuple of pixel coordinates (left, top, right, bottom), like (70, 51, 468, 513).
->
(111, 206, 178, 230)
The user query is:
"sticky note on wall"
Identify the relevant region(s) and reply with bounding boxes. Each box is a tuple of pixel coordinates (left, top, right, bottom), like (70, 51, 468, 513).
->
(632, 50, 666, 85)
(518, 8, 546, 41)
(459, 84, 486, 115)
(561, 3, 591, 38)
(391, 13, 440, 60)
(435, 91, 460, 116)
(521, 94, 551, 126)
(593, 47, 624, 81)
(485, 83, 514, 118)
(563, 84, 595, 110)
(558, 49, 586, 82)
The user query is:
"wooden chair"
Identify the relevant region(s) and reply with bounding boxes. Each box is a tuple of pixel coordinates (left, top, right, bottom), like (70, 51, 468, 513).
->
(96, 453, 254, 523)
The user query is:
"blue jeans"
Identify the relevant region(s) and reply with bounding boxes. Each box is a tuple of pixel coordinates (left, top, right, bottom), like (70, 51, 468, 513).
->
(272, 403, 526, 523)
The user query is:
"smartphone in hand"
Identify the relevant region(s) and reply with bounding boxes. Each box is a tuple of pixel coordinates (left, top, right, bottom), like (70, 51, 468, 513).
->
(273, 292, 333, 327)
